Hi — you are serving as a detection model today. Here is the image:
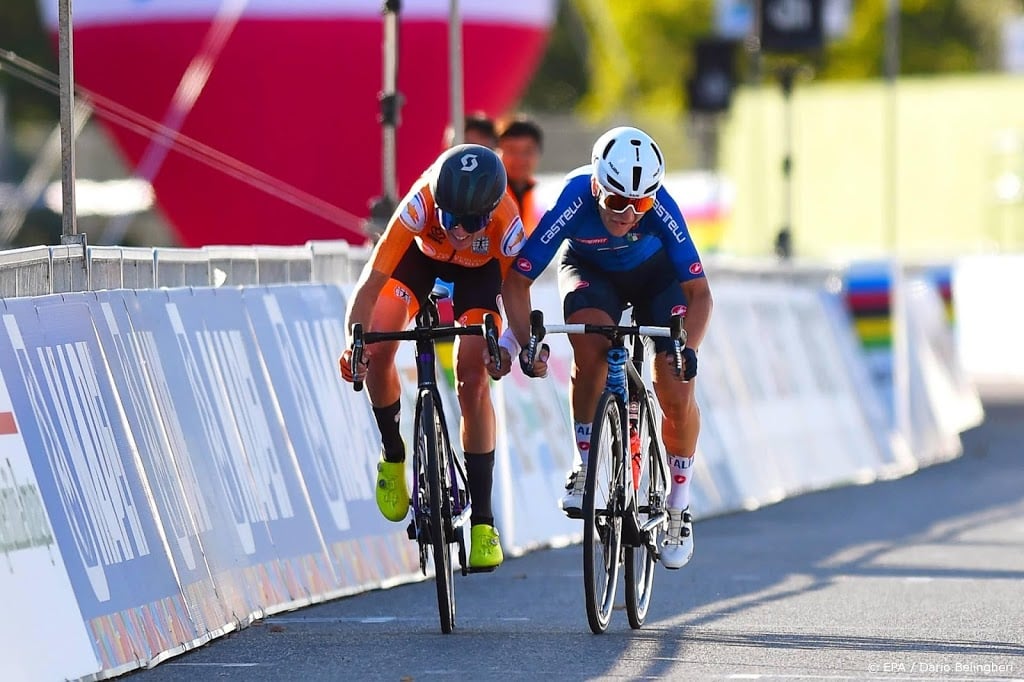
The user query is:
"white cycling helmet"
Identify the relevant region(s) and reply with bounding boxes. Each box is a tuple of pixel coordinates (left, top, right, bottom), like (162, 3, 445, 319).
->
(591, 126, 664, 198)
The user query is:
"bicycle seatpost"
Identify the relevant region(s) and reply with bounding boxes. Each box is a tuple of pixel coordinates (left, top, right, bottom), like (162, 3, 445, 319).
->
(417, 294, 441, 329)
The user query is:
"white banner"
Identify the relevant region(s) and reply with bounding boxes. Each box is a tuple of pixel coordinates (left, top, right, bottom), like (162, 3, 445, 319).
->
(0, 370, 99, 682)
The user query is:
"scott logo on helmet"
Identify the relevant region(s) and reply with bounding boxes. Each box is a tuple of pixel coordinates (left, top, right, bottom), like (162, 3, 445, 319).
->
(460, 154, 479, 172)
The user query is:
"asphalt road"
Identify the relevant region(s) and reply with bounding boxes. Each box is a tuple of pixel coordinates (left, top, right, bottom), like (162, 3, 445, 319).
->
(130, 400, 1024, 682)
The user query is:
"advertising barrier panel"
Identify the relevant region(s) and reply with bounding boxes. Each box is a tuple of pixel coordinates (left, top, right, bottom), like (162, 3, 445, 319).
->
(0, 272, 981, 680)
(0, 359, 99, 681)
(241, 286, 419, 589)
(0, 295, 193, 673)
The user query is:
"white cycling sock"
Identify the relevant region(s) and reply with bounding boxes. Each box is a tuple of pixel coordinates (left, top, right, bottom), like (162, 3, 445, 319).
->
(574, 422, 592, 468)
(667, 454, 694, 510)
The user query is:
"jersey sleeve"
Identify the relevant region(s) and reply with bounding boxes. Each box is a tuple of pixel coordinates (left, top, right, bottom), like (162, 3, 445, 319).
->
(367, 179, 431, 276)
(651, 187, 706, 282)
(489, 194, 527, 276)
(511, 171, 588, 280)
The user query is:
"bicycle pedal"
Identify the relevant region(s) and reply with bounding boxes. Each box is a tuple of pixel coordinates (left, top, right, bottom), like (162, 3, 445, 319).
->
(465, 565, 497, 574)
(406, 519, 417, 540)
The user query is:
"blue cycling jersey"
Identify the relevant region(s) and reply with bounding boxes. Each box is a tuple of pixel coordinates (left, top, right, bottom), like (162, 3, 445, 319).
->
(512, 166, 705, 282)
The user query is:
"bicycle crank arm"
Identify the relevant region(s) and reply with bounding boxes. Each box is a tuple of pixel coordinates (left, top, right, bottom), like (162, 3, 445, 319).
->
(639, 510, 669, 536)
(451, 507, 472, 531)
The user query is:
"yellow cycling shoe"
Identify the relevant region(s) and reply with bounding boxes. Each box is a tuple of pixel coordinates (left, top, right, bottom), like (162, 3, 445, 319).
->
(375, 459, 409, 522)
(469, 524, 504, 570)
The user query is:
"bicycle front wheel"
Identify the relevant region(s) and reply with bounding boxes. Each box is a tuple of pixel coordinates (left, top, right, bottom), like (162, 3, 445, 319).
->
(625, 392, 660, 629)
(418, 390, 456, 634)
(583, 391, 625, 634)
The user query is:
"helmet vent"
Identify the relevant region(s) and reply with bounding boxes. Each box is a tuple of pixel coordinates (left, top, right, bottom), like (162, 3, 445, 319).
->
(600, 139, 615, 159)
(632, 166, 642, 193)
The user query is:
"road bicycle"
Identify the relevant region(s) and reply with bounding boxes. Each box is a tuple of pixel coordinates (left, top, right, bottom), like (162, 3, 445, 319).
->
(526, 309, 686, 633)
(350, 292, 502, 634)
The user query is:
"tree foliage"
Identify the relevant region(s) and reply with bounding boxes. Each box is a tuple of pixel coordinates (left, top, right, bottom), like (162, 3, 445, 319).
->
(522, 0, 1024, 118)
(0, 0, 57, 121)
(2, 0, 1022, 124)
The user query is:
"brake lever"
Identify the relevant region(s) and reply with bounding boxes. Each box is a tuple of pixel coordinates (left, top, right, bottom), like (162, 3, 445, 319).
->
(351, 323, 366, 392)
(527, 309, 546, 365)
(483, 313, 501, 377)
(670, 313, 686, 380)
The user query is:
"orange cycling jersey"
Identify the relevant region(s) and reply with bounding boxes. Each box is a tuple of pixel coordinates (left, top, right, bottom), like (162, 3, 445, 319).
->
(368, 176, 526, 277)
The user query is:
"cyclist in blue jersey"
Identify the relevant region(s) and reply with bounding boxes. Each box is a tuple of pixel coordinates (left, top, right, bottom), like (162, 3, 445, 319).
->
(499, 126, 713, 570)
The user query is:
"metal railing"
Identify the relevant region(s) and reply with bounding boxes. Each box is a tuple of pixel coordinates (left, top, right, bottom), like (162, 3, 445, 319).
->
(0, 240, 373, 297)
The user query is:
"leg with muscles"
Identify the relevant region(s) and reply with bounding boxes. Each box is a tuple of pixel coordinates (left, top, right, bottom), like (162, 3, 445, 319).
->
(653, 351, 700, 569)
(560, 307, 613, 518)
(556, 250, 620, 518)
(365, 294, 414, 523)
(454, 326, 504, 569)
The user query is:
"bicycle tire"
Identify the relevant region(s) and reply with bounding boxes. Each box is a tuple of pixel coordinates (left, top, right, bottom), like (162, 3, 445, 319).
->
(625, 391, 660, 629)
(583, 391, 625, 634)
(418, 390, 456, 633)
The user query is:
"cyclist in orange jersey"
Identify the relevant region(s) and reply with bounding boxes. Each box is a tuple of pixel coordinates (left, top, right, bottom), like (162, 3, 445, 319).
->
(339, 144, 525, 570)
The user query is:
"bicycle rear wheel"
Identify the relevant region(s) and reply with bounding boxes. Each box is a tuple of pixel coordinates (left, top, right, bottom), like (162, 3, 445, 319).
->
(625, 392, 660, 629)
(583, 392, 625, 634)
(417, 390, 456, 633)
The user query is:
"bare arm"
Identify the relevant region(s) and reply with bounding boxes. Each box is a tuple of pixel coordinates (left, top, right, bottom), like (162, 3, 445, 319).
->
(345, 265, 390, 334)
(680, 277, 713, 350)
(501, 269, 535, 345)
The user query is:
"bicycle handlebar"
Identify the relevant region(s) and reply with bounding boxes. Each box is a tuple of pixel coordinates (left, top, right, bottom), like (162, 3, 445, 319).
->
(543, 323, 683, 339)
(524, 309, 688, 379)
(349, 314, 502, 392)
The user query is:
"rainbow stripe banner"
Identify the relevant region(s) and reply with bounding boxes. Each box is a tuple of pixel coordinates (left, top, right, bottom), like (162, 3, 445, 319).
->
(845, 263, 955, 351)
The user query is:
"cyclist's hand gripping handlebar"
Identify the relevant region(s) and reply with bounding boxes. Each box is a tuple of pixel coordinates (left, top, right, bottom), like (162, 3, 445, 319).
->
(350, 323, 367, 392)
(670, 313, 687, 381)
(520, 309, 550, 378)
(483, 313, 504, 379)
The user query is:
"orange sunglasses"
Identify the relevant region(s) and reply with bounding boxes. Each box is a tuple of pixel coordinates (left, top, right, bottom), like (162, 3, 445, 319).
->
(596, 185, 656, 214)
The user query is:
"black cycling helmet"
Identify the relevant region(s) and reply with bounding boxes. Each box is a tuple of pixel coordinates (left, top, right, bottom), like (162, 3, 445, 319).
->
(430, 144, 507, 232)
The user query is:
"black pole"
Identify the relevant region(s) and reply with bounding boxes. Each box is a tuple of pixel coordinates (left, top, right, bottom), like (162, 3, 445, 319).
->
(774, 64, 797, 260)
(58, 0, 82, 246)
(366, 0, 403, 240)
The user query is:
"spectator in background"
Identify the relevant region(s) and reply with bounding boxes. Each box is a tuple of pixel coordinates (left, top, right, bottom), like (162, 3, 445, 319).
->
(498, 115, 545, 235)
(443, 111, 499, 150)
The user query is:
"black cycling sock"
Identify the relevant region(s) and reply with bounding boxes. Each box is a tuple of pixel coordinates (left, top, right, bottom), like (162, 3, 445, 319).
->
(465, 451, 495, 527)
(373, 400, 404, 462)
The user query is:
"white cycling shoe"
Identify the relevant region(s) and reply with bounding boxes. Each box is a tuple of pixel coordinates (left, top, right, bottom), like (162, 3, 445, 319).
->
(558, 463, 587, 519)
(661, 508, 694, 570)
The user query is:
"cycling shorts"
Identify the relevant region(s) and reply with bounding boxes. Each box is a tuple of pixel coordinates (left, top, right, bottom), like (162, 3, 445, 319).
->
(558, 246, 687, 355)
(384, 246, 503, 327)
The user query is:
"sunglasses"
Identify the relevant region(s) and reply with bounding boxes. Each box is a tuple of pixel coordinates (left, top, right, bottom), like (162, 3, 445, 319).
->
(596, 185, 656, 214)
(436, 208, 491, 234)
